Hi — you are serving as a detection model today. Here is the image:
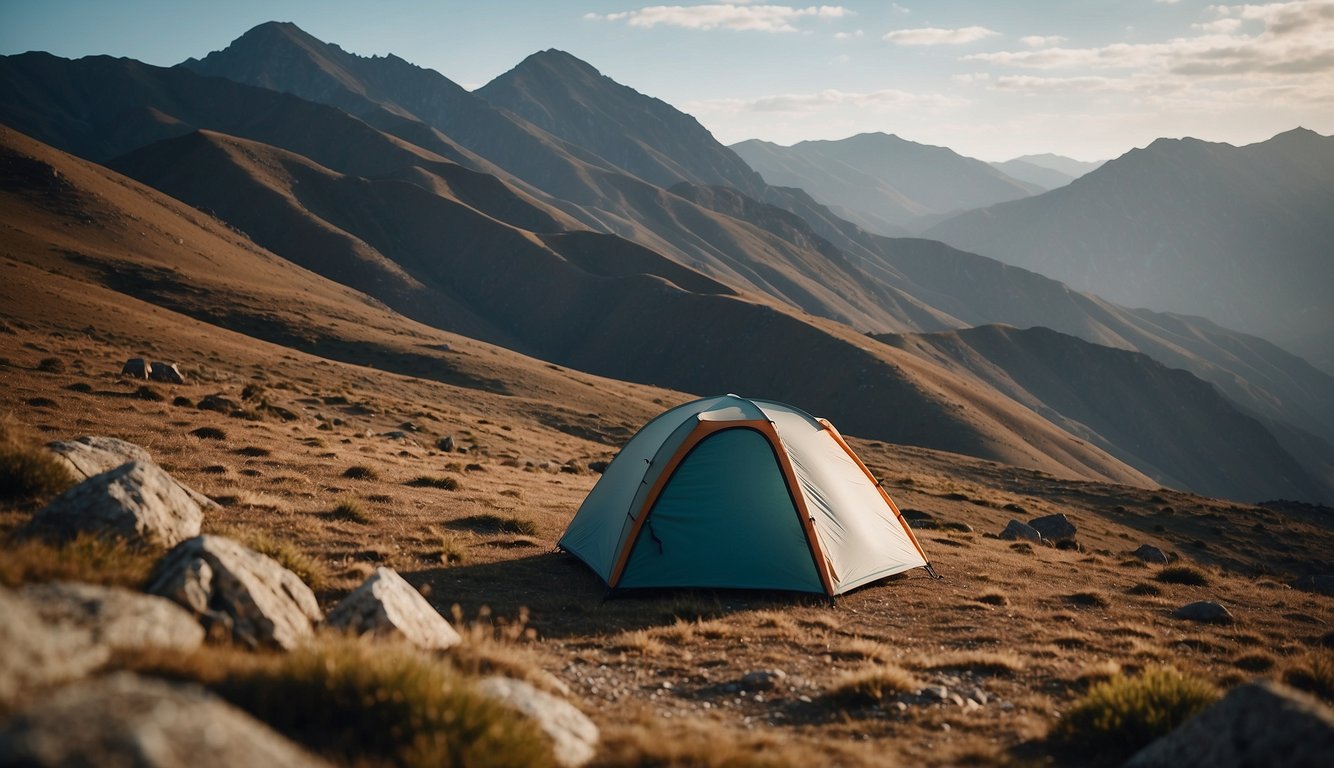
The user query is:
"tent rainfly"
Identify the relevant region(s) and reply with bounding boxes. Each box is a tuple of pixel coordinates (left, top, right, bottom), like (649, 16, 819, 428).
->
(558, 395, 933, 596)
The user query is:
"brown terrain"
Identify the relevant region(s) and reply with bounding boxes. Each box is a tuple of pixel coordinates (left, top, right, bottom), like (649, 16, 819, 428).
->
(2, 116, 1333, 767)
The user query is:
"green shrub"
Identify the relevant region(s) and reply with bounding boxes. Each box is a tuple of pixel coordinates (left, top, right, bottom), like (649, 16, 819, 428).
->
(1156, 566, 1209, 586)
(1052, 668, 1218, 764)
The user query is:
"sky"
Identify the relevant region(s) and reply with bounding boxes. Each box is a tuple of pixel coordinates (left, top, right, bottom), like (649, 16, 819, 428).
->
(2, 0, 1332, 161)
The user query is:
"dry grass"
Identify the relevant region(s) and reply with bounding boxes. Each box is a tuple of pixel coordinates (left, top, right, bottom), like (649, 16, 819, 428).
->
(918, 650, 1025, 676)
(1156, 565, 1210, 585)
(832, 637, 894, 663)
(234, 529, 328, 591)
(0, 416, 75, 501)
(1283, 653, 1334, 702)
(976, 590, 1010, 606)
(328, 499, 371, 524)
(407, 475, 461, 490)
(825, 664, 920, 706)
(0, 531, 159, 588)
(612, 629, 668, 656)
(342, 465, 379, 480)
(449, 513, 537, 537)
(1051, 668, 1218, 766)
(1066, 590, 1111, 608)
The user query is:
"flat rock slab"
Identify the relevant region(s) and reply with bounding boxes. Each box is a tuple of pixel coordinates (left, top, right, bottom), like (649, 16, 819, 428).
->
(1173, 600, 1234, 624)
(148, 535, 321, 650)
(0, 586, 108, 705)
(0, 672, 332, 768)
(999, 519, 1043, 543)
(1028, 513, 1077, 542)
(47, 436, 219, 510)
(23, 581, 204, 654)
(476, 676, 599, 768)
(30, 460, 203, 547)
(324, 566, 461, 650)
(1126, 680, 1334, 768)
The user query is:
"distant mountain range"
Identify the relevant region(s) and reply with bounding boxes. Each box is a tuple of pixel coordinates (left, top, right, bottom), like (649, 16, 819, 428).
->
(926, 129, 1334, 373)
(730, 133, 1043, 235)
(3, 22, 1331, 504)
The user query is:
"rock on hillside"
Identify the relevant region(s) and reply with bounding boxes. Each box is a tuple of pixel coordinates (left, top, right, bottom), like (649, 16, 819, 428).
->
(29, 460, 204, 547)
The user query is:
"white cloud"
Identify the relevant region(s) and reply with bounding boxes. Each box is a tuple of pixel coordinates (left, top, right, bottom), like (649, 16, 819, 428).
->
(1020, 35, 1067, 47)
(833, 29, 864, 39)
(685, 87, 965, 114)
(890, 3, 911, 14)
(883, 26, 999, 45)
(586, 4, 851, 33)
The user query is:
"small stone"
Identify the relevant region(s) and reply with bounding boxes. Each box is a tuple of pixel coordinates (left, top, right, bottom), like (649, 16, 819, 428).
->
(1172, 600, 1234, 624)
(475, 677, 599, 768)
(999, 519, 1043, 542)
(741, 670, 785, 690)
(894, 701, 908, 712)
(1133, 544, 1170, 564)
(1029, 513, 1077, 542)
(950, 693, 965, 707)
(324, 567, 461, 650)
(437, 435, 455, 452)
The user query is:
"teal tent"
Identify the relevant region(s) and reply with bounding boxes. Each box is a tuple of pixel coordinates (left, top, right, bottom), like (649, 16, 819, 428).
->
(559, 395, 931, 596)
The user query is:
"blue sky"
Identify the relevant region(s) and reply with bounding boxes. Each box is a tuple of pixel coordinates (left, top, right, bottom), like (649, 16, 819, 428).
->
(3, 1, 1331, 161)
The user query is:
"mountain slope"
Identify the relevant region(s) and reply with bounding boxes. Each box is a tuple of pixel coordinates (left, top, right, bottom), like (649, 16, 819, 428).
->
(878, 325, 1331, 502)
(476, 49, 767, 196)
(731, 133, 1043, 234)
(989, 159, 1074, 190)
(927, 129, 1334, 373)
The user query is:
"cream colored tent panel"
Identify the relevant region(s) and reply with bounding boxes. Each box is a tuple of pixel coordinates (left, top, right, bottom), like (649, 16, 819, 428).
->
(559, 395, 931, 596)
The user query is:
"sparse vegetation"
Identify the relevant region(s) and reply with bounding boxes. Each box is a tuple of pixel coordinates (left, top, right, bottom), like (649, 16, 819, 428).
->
(190, 426, 227, 440)
(919, 651, 1024, 676)
(0, 418, 75, 500)
(1283, 653, 1334, 702)
(236, 446, 271, 458)
(407, 475, 460, 490)
(1052, 668, 1218, 764)
(36, 357, 65, 373)
(826, 665, 919, 706)
(1127, 582, 1162, 596)
(449, 514, 537, 536)
(342, 465, 379, 480)
(241, 531, 328, 590)
(1066, 591, 1110, 608)
(133, 385, 165, 401)
(1156, 565, 1210, 585)
(329, 500, 372, 524)
(0, 532, 158, 588)
(1232, 652, 1276, 672)
(976, 590, 1009, 606)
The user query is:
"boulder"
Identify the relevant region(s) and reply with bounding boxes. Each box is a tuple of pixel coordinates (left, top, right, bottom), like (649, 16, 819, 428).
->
(23, 581, 204, 654)
(902, 509, 938, 529)
(324, 566, 461, 650)
(148, 535, 321, 650)
(46, 435, 219, 510)
(1126, 680, 1334, 768)
(1028, 513, 1077, 543)
(1173, 600, 1234, 624)
(1291, 575, 1334, 596)
(1133, 544, 1170, 564)
(29, 460, 203, 547)
(999, 519, 1043, 543)
(436, 435, 455, 452)
(149, 361, 186, 384)
(0, 586, 108, 705)
(120, 357, 149, 379)
(196, 394, 237, 414)
(0, 672, 332, 768)
(587, 460, 609, 474)
(475, 676, 599, 768)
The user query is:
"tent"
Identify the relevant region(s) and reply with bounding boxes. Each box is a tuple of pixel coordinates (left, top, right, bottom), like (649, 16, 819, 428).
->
(559, 395, 933, 596)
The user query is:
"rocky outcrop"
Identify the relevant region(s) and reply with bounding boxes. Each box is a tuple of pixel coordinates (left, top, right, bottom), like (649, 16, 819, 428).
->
(23, 581, 204, 654)
(47, 435, 219, 510)
(0, 586, 108, 704)
(475, 676, 599, 768)
(149, 361, 186, 383)
(324, 567, 461, 650)
(1126, 680, 1334, 767)
(1028, 513, 1077, 543)
(0, 672, 332, 768)
(29, 460, 203, 547)
(999, 520, 1043, 543)
(148, 535, 321, 649)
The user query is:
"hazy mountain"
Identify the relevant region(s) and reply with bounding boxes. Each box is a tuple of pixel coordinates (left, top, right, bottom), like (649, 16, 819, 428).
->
(878, 325, 1331, 503)
(1010, 153, 1105, 178)
(989, 159, 1075, 190)
(476, 49, 767, 196)
(730, 133, 1043, 234)
(927, 129, 1334, 373)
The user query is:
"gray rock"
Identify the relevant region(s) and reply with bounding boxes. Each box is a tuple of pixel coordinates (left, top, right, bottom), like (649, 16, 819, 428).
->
(999, 519, 1043, 542)
(1172, 600, 1234, 624)
(902, 509, 938, 529)
(587, 460, 609, 474)
(475, 676, 599, 768)
(149, 361, 185, 384)
(1291, 575, 1334, 596)
(196, 394, 237, 413)
(739, 669, 787, 690)
(46, 435, 219, 510)
(437, 435, 455, 452)
(23, 581, 204, 654)
(120, 358, 149, 379)
(30, 460, 203, 547)
(148, 535, 321, 650)
(1028, 513, 1077, 543)
(0, 672, 332, 768)
(0, 586, 108, 705)
(1133, 544, 1170, 564)
(1126, 680, 1334, 768)
(324, 567, 461, 650)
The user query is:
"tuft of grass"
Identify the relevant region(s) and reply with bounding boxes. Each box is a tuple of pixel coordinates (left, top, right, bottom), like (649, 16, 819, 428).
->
(133, 385, 165, 402)
(592, 720, 811, 768)
(236, 446, 272, 458)
(1283, 654, 1334, 702)
(976, 590, 1009, 606)
(242, 531, 328, 591)
(449, 514, 537, 537)
(1156, 565, 1209, 586)
(1051, 668, 1218, 764)
(919, 650, 1025, 676)
(825, 665, 920, 707)
(126, 637, 557, 768)
(171, 396, 194, 408)
(342, 465, 379, 480)
(190, 426, 227, 440)
(611, 629, 667, 656)
(0, 419, 76, 501)
(1127, 582, 1162, 596)
(0, 532, 158, 588)
(329, 500, 372, 524)
(407, 475, 461, 491)
(831, 637, 893, 663)
(1067, 591, 1111, 608)
(36, 357, 65, 373)
(1232, 652, 1276, 672)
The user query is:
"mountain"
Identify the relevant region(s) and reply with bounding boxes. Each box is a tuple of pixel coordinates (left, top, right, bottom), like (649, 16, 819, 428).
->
(989, 158, 1075, 190)
(927, 129, 1334, 373)
(878, 325, 1331, 502)
(476, 49, 767, 196)
(730, 133, 1043, 235)
(1010, 153, 1105, 179)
